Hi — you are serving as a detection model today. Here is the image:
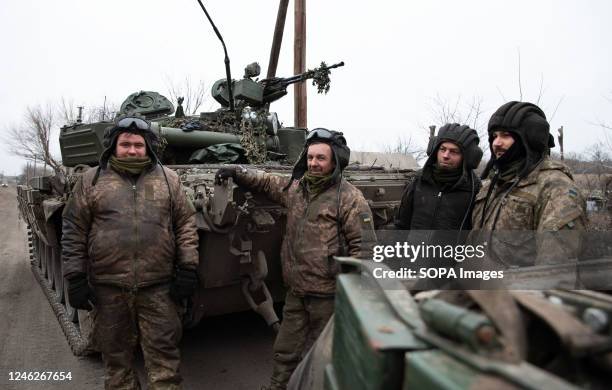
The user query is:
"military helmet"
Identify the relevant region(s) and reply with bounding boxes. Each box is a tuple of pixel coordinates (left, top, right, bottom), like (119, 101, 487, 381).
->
(287, 128, 351, 187)
(487, 101, 554, 156)
(99, 115, 160, 168)
(427, 123, 483, 170)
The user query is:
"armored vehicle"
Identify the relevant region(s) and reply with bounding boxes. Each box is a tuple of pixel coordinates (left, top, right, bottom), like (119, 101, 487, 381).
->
(288, 258, 612, 390)
(15, 1, 415, 355)
(17, 76, 413, 355)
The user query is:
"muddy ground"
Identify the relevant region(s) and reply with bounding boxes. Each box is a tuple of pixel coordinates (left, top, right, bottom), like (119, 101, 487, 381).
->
(0, 184, 275, 389)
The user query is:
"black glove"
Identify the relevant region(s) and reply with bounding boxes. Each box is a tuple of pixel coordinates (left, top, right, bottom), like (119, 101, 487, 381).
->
(215, 167, 237, 185)
(170, 268, 199, 302)
(67, 273, 96, 311)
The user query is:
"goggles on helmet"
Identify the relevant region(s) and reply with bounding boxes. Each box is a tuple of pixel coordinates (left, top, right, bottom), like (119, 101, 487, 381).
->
(116, 117, 150, 131)
(306, 128, 346, 146)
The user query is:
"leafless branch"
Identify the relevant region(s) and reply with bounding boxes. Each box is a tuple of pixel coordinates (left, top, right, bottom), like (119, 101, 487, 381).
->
(536, 72, 544, 105)
(57, 97, 117, 125)
(549, 95, 565, 122)
(495, 86, 506, 102)
(85, 100, 118, 123)
(59, 97, 77, 124)
(429, 94, 485, 137)
(3, 104, 62, 175)
(165, 75, 208, 115)
(384, 135, 427, 163)
(517, 47, 523, 101)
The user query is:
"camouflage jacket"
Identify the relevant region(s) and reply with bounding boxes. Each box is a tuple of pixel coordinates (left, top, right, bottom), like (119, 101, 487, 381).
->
(62, 165, 199, 288)
(235, 168, 375, 297)
(470, 157, 586, 267)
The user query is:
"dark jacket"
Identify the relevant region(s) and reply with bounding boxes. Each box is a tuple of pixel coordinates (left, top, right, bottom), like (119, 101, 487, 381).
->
(395, 123, 482, 239)
(395, 166, 479, 233)
(395, 161, 481, 246)
(62, 165, 199, 288)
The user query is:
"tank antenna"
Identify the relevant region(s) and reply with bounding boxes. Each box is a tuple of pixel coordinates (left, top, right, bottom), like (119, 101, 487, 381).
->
(195, 0, 235, 112)
(77, 106, 84, 124)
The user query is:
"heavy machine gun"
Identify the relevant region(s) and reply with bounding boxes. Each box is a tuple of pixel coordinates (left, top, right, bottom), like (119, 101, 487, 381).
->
(212, 61, 344, 108)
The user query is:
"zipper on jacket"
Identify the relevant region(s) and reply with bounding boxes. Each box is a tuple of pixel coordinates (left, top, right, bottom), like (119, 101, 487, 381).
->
(427, 191, 443, 243)
(430, 191, 443, 228)
(132, 183, 138, 291)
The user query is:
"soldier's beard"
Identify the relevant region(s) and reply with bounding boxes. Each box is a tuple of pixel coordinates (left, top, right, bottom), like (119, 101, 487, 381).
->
(493, 147, 507, 158)
(494, 141, 525, 167)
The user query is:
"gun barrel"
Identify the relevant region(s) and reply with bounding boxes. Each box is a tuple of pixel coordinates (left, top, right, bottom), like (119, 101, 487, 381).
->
(262, 61, 345, 86)
(158, 126, 279, 151)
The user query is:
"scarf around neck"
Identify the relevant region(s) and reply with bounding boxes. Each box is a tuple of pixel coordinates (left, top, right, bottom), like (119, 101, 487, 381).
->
(109, 155, 152, 176)
(302, 172, 334, 196)
(432, 165, 463, 186)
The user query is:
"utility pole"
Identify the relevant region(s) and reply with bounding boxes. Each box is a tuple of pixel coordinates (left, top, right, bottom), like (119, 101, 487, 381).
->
(557, 126, 564, 161)
(267, 0, 289, 79)
(294, 0, 307, 128)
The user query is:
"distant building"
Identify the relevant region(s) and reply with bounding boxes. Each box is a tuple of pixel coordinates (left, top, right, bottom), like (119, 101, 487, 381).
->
(350, 151, 418, 170)
(574, 174, 612, 213)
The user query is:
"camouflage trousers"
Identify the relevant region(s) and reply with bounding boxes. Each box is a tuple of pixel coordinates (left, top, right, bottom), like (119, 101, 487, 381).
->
(269, 291, 335, 390)
(93, 284, 183, 390)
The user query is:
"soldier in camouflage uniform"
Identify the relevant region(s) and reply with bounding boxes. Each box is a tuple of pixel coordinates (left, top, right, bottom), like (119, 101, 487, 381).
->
(216, 128, 375, 390)
(471, 102, 586, 271)
(62, 117, 199, 390)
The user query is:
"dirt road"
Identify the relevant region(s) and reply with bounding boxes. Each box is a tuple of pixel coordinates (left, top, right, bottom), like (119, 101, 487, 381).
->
(0, 185, 275, 389)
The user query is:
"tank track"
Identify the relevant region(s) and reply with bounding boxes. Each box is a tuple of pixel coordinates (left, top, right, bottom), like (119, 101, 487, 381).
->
(30, 259, 95, 356)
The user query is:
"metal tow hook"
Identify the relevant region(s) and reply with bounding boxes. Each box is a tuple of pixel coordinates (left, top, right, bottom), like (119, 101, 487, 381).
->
(241, 279, 280, 333)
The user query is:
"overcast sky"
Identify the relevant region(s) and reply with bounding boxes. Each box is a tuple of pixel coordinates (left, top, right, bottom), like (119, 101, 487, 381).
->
(1, 0, 611, 175)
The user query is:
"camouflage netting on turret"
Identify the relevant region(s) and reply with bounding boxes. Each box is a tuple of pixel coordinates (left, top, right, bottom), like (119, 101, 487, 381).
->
(156, 109, 270, 165)
(239, 115, 267, 164)
(157, 110, 242, 135)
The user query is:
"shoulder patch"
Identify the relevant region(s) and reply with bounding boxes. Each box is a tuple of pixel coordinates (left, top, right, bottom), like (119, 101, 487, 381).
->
(360, 212, 372, 225)
(568, 188, 578, 199)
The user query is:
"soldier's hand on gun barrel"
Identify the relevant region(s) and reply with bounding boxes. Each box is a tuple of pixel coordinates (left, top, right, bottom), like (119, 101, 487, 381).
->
(214, 167, 237, 185)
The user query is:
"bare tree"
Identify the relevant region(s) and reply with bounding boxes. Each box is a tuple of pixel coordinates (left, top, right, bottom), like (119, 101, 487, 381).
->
(4, 104, 62, 175)
(85, 99, 118, 123)
(59, 97, 78, 125)
(393, 94, 488, 166)
(58, 97, 118, 125)
(586, 142, 612, 192)
(428, 94, 486, 141)
(384, 135, 427, 163)
(164, 76, 209, 115)
(595, 91, 612, 149)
